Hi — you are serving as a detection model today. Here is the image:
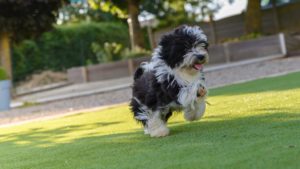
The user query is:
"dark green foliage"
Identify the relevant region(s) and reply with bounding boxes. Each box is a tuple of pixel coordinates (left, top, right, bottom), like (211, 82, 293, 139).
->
(0, 67, 8, 80)
(12, 22, 129, 82)
(0, 0, 68, 41)
(12, 40, 43, 82)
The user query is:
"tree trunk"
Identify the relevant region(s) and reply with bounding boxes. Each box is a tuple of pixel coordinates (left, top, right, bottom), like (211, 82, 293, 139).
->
(245, 0, 262, 34)
(0, 32, 12, 80)
(271, 0, 280, 33)
(147, 25, 155, 50)
(127, 0, 145, 49)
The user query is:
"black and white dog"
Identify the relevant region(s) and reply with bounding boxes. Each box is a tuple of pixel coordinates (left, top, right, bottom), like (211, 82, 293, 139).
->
(130, 25, 209, 137)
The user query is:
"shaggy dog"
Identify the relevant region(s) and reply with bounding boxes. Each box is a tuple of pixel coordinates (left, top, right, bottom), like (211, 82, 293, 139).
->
(130, 25, 209, 137)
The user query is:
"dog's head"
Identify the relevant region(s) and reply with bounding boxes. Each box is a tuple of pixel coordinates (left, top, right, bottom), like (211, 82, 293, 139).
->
(158, 25, 209, 73)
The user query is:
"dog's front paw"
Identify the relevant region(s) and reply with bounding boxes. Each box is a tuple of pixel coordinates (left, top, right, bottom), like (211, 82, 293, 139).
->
(184, 100, 206, 121)
(149, 126, 169, 137)
(148, 119, 170, 137)
(184, 111, 197, 121)
(197, 86, 207, 97)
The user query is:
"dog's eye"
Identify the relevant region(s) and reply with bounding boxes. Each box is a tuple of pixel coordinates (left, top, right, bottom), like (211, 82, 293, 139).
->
(196, 43, 207, 50)
(197, 42, 209, 50)
(200, 43, 206, 47)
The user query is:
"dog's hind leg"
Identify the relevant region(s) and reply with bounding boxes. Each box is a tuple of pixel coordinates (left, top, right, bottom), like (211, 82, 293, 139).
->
(130, 99, 169, 136)
(147, 111, 170, 137)
(130, 97, 151, 135)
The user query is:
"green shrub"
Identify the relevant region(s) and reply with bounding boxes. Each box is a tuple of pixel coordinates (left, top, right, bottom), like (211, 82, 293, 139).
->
(91, 42, 151, 62)
(91, 42, 123, 63)
(0, 67, 8, 80)
(12, 21, 129, 82)
(12, 40, 42, 82)
(39, 21, 129, 70)
(122, 47, 151, 59)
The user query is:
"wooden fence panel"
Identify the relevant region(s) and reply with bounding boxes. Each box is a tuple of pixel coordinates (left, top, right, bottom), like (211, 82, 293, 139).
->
(228, 35, 281, 61)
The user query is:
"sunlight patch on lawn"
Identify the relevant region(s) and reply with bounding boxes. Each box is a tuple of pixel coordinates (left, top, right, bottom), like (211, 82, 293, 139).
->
(1, 86, 299, 148)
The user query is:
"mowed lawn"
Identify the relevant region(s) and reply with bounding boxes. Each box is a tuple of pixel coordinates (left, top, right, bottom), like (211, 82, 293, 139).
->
(1, 72, 300, 169)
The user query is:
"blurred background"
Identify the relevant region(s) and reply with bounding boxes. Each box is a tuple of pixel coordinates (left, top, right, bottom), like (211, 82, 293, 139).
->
(1, 0, 300, 112)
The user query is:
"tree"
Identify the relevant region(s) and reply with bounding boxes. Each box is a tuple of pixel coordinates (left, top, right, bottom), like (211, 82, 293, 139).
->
(88, 0, 145, 49)
(127, 0, 145, 49)
(245, 0, 262, 34)
(0, 0, 67, 79)
(141, 0, 225, 30)
(89, 0, 221, 48)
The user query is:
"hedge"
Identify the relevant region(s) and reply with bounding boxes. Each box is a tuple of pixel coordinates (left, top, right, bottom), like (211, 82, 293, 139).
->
(12, 22, 129, 82)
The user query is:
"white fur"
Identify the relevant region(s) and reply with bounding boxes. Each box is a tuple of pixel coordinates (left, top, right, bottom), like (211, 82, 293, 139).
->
(184, 97, 206, 121)
(133, 97, 149, 121)
(178, 81, 203, 108)
(147, 111, 170, 137)
(182, 26, 207, 42)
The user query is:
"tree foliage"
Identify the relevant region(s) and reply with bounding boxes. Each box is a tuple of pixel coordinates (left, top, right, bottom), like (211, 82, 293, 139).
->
(88, 0, 145, 48)
(0, 0, 68, 41)
(58, 0, 121, 24)
(88, 0, 127, 18)
(141, 0, 223, 28)
(0, 0, 68, 80)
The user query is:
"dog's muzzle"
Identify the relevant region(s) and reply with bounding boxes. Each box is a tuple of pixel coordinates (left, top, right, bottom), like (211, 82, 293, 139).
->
(196, 54, 205, 61)
(192, 54, 207, 70)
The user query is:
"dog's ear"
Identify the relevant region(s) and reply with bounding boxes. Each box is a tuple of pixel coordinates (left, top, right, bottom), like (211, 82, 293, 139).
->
(159, 34, 173, 48)
(158, 32, 187, 68)
(160, 25, 185, 47)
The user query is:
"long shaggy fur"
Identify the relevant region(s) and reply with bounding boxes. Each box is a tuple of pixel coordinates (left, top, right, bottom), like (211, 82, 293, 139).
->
(130, 25, 209, 137)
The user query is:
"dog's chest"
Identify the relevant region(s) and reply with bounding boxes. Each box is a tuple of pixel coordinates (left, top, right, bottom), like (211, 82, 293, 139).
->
(174, 69, 202, 84)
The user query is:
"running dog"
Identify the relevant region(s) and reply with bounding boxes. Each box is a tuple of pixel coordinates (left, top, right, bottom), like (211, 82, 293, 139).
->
(130, 25, 209, 137)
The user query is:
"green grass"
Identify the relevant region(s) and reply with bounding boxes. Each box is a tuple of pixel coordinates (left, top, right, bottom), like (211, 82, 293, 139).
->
(1, 72, 300, 169)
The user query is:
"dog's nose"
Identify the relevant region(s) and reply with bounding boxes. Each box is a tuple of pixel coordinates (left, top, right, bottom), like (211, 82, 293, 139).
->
(196, 54, 205, 60)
